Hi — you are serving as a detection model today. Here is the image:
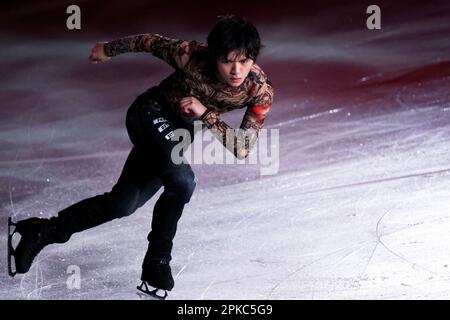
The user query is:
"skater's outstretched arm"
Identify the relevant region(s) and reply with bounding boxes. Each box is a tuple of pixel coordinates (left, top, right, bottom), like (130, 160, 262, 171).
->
(99, 34, 194, 69)
(89, 42, 111, 64)
(200, 66, 274, 160)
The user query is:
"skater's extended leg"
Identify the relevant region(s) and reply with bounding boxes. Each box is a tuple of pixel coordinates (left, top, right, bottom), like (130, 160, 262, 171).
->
(54, 147, 163, 243)
(9, 146, 163, 276)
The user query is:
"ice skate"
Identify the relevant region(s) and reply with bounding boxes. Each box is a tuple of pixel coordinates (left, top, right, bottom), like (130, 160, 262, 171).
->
(136, 281, 168, 300)
(137, 258, 174, 300)
(7, 217, 56, 277)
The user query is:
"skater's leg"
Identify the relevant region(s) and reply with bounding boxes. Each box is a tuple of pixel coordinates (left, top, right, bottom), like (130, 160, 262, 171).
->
(139, 162, 196, 291)
(130, 98, 197, 260)
(146, 163, 196, 260)
(9, 146, 163, 275)
(52, 86, 176, 241)
(54, 147, 163, 243)
(127, 89, 197, 290)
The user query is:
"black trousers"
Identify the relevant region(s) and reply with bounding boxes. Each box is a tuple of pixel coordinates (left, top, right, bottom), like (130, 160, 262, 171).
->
(53, 86, 196, 263)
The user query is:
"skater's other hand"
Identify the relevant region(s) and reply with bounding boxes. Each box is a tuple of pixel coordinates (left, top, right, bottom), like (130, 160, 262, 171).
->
(89, 42, 111, 64)
(179, 97, 207, 119)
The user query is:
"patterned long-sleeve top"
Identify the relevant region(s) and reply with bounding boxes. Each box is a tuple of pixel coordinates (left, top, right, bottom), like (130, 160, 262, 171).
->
(104, 33, 274, 159)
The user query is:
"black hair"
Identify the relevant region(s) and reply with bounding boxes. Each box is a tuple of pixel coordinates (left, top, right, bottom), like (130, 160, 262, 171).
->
(207, 15, 262, 64)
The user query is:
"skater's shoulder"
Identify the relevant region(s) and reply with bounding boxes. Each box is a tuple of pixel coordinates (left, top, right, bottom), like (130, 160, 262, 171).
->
(246, 63, 274, 99)
(174, 40, 208, 70)
(185, 40, 208, 61)
(249, 63, 270, 84)
(189, 40, 208, 51)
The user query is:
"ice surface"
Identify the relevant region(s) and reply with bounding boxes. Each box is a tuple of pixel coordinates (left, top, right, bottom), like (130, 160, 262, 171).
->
(1, 1, 450, 299)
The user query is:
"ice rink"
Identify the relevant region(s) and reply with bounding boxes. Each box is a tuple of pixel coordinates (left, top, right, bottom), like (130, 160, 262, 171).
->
(1, 0, 450, 299)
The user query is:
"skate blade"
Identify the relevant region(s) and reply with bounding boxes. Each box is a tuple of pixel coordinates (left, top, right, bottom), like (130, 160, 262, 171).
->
(136, 282, 168, 300)
(7, 217, 17, 277)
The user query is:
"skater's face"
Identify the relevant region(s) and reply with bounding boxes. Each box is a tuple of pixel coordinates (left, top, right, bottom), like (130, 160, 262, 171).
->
(216, 50, 254, 87)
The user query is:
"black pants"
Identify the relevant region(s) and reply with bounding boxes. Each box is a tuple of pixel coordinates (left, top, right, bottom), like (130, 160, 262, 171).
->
(53, 86, 196, 263)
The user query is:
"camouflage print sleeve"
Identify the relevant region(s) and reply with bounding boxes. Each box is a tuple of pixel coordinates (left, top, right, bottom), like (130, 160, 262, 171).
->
(103, 34, 193, 69)
(200, 81, 274, 159)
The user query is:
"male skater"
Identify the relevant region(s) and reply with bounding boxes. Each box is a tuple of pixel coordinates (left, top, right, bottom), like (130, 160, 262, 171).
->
(8, 14, 273, 299)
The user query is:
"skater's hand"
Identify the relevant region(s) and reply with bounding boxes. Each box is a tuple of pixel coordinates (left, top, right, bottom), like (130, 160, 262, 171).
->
(89, 42, 111, 64)
(179, 97, 207, 119)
